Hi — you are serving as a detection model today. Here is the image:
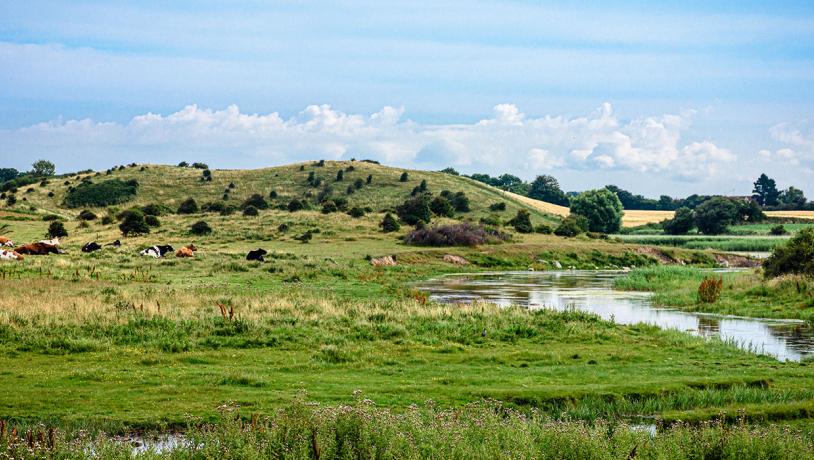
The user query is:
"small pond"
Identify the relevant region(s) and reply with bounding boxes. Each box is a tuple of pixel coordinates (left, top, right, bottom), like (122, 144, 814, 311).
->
(415, 270, 814, 362)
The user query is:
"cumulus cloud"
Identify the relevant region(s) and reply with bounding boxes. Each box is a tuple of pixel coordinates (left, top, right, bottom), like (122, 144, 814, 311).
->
(1, 103, 734, 180)
(760, 122, 814, 168)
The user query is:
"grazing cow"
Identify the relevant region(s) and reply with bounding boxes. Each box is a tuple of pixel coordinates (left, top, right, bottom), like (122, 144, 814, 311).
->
(38, 237, 61, 246)
(246, 248, 267, 261)
(82, 242, 102, 253)
(176, 244, 197, 258)
(0, 237, 14, 247)
(140, 244, 174, 258)
(0, 249, 23, 261)
(14, 242, 60, 255)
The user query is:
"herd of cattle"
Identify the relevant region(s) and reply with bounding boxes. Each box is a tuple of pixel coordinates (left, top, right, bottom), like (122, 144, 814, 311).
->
(0, 236, 268, 262)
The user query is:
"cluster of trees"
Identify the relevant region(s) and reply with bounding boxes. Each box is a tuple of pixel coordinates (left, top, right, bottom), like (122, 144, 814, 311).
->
(752, 173, 809, 210)
(662, 198, 765, 235)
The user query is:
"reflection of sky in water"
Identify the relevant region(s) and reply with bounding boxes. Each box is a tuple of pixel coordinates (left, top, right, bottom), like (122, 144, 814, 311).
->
(416, 271, 814, 362)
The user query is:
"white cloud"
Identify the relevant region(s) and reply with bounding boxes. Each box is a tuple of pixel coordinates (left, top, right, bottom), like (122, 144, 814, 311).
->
(759, 122, 814, 168)
(1, 103, 735, 181)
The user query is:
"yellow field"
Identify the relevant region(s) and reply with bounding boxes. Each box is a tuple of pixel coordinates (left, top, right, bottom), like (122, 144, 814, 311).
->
(503, 190, 814, 227)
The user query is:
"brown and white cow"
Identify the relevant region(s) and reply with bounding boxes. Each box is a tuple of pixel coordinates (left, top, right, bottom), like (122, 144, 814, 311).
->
(176, 244, 197, 258)
(14, 242, 61, 255)
(0, 237, 14, 247)
(0, 249, 23, 261)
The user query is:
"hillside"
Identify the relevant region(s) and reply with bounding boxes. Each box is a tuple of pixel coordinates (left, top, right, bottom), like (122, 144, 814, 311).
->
(15, 161, 560, 225)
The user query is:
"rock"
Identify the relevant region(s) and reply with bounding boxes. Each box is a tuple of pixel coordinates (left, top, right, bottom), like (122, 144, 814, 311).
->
(370, 256, 397, 266)
(622, 266, 631, 272)
(443, 254, 469, 265)
(553, 260, 563, 269)
(528, 267, 535, 271)
(720, 259, 730, 268)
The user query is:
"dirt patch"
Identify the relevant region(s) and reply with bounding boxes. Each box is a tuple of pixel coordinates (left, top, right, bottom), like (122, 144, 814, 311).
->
(713, 253, 762, 268)
(634, 246, 680, 265)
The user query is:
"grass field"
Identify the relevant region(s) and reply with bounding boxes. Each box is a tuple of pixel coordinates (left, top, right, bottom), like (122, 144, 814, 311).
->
(614, 234, 788, 252)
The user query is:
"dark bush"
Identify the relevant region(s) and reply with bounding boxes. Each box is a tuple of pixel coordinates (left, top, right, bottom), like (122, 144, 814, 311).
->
(5, 195, 16, 206)
(190, 220, 213, 235)
(287, 199, 305, 212)
(396, 194, 432, 225)
(348, 207, 365, 218)
(480, 214, 501, 226)
(177, 161, 189, 167)
(278, 223, 289, 232)
(228, 182, 236, 189)
(366, 174, 372, 184)
(145, 215, 161, 227)
(177, 197, 199, 214)
(142, 203, 173, 216)
(430, 196, 454, 217)
(315, 160, 325, 167)
(770, 225, 788, 236)
(555, 215, 589, 237)
(695, 197, 737, 235)
(346, 185, 355, 195)
(201, 201, 227, 213)
(404, 223, 508, 247)
(295, 231, 313, 243)
(450, 192, 470, 212)
(42, 214, 60, 221)
(399, 172, 409, 182)
(242, 194, 269, 210)
(535, 224, 553, 234)
(191, 162, 208, 169)
(63, 179, 138, 208)
(47, 221, 68, 238)
(78, 209, 97, 221)
(380, 213, 401, 233)
(321, 201, 338, 214)
(336, 170, 344, 181)
(763, 228, 814, 278)
(489, 202, 507, 211)
(508, 209, 533, 233)
(243, 205, 259, 216)
(100, 215, 114, 225)
(47, 191, 54, 197)
(353, 178, 364, 190)
(662, 207, 695, 235)
(269, 190, 278, 199)
(119, 209, 150, 236)
(201, 169, 212, 181)
(219, 206, 236, 216)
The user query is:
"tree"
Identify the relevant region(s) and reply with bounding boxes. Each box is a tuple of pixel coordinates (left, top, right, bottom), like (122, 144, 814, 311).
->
(31, 160, 56, 177)
(450, 192, 470, 212)
(177, 198, 199, 214)
(336, 170, 344, 181)
(287, 199, 305, 212)
(694, 196, 737, 235)
(396, 194, 431, 225)
(554, 215, 588, 237)
(509, 209, 533, 233)
(569, 189, 623, 233)
(399, 172, 409, 182)
(430, 196, 454, 217)
(528, 175, 569, 206)
(119, 209, 150, 236)
(380, 213, 401, 233)
(243, 205, 259, 216)
(0, 168, 18, 183)
(735, 200, 765, 223)
(190, 221, 213, 235)
(752, 173, 780, 207)
(763, 228, 814, 278)
(47, 221, 68, 238)
(440, 167, 459, 175)
(662, 207, 695, 235)
(241, 194, 269, 210)
(779, 187, 807, 210)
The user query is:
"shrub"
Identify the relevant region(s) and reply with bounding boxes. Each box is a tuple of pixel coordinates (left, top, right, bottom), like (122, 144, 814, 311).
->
(287, 199, 305, 212)
(380, 213, 401, 233)
(47, 191, 54, 197)
(366, 174, 373, 184)
(662, 207, 695, 235)
(698, 277, 723, 303)
(508, 209, 533, 233)
(119, 209, 149, 236)
(535, 224, 553, 234)
(450, 192, 470, 212)
(554, 215, 589, 237)
(770, 225, 788, 236)
(5, 195, 15, 206)
(78, 209, 97, 221)
(336, 170, 344, 181)
(142, 203, 172, 216)
(321, 201, 338, 214)
(315, 160, 325, 167)
(430, 196, 454, 217)
(63, 179, 138, 208)
(190, 220, 213, 235)
(177, 197, 199, 214)
(144, 215, 161, 227)
(396, 194, 432, 225)
(243, 205, 259, 216)
(201, 201, 227, 213)
(695, 197, 738, 235)
(295, 231, 313, 243)
(278, 223, 289, 232)
(269, 190, 278, 199)
(399, 172, 409, 182)
(763, 228, 814, 278)
(569, 188, 623, 233)
(47, 221, 68, 238)
(228, 182, 236, 189)
(100, 215, 114, 225)
(480, 214, 501, 226)
(353, 178, 364, 190)
(42, 214, 60, 221)
(177, 161, 189, 167)
(489, 202, 507, 211)
(219, 206, 236, 216)
(242, 194, 269, 210)
(201, 169, 212, 181)
(348, 207, 365, 218)
(191, 162, 208, 169)
(404, 223, 508, 247)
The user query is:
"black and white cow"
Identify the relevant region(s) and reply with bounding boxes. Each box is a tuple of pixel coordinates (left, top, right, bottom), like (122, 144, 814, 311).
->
(82, 242, 102, 253)
(140, 244, 174, 258)
(246, 248, 268, 261)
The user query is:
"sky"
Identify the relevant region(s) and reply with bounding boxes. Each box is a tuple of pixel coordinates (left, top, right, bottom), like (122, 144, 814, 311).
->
(1, 1, 813, 198)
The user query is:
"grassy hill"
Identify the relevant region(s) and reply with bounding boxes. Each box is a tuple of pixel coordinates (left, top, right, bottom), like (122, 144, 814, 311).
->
(13, 161, 560, 225)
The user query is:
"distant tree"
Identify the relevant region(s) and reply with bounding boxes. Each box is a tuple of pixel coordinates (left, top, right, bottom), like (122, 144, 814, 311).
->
(191, 162, 209, 170)
(0, 168, 18, 183)
(190, 220, 213, 235)
(380, 213, 401, 233)
(528, 175, 569, 206)
(47, 221, 68, 238)
(144, 215, 161, 227)
(554, 215, 589, 237)
(658, 195, 677, 211)
(78, 209, 97, 221)
(177, 198, 199, 214)
(177, 161, 189, 167)
(399, 172, 409, 182)
(752, 173, 780, 207)
(242, 194, 269, 210)
(5, 194, 16, 206)
(321, 201, 338, 214)
(430, 196, 454, 217)
(396, 194, 431, 225)
(31, 160, 56, 177)
(336, 170, 344, 181)
(735, 200, 765, 223)
(662, 207, 695, 235)
(450, 192, 470, 212)
(418, 179, 428, 192)
(366, 174, 373, 184)
(694, 196, 737, 235)
(119, 209, 150, 236)
(763, 228, 814, 278)
(287, 199, 305, 212)
(509, 209, 533, 233)
(347, 207, 365, 218)
(778, 187, 807, 210)
(489, 202, 506, 212)
(440, 167, 459, 175)
(569, 189, 623, 233)
(242, 205, 259, 216)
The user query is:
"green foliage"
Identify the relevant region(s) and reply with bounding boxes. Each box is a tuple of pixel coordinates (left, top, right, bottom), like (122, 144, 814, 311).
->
(241, 193, 268, 210)
(450, 191, 470, 212)
(555, 215, 589, 237)
(380, 213, 400, 232)
(509, 209, 533, 233)
(535, 224, 553, 234)
(321, 201, 338, 214)
(190, 220, 213, 235)
(0, 168, 19, 183)
(440, 167, 459, 175)
(430, 196, 454, 217)
(287, 199, 305, 212)
(63, 179, 138, 208)
(4, 194, 15, 206)
(569, 189, 623, 233)
(778, 186, 807, 210)
(752, 173, 780, 206)
(770, 225, 788, 236)
(489, 202, 507, 211)
(118, 209, 150, 236)
(31, 159, 56, 177)
(763, 228, 814, 278)
(242, 205, 259, 216)
(662, 207, 695, 235)
(396, 194, 432, 225)
(399, 171, 409, 182)
(695, 197, 737, 235)
(46, 221, 68, 238)
(335, 169, 344, 181)
(142, 203, 173, 216)
(348, 207, 365, 218)
(77, 209, 97, 221)
(144, 215, 161, 227)
(177, 197, 200, 214)
(529, 175, 569, 206)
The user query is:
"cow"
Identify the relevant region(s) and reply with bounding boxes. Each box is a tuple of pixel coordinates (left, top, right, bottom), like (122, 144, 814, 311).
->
(14, 242, 61, 255)
(82, 242, 102, 253)
(140, 245, 174, 258)
(107, 240, 121, 247)
(0, 249, 23, 261)
(246, 248, 267, 261)
(176, 244, 197, 258)
(0, 237, 14, 247)
(38, 237, 61, 246)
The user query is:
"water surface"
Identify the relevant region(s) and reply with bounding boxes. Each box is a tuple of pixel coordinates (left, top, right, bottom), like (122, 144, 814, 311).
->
(415, 270, 813, 362)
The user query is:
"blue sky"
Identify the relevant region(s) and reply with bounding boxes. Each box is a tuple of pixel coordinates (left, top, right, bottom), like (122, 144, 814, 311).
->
(1, 0, 813, 197)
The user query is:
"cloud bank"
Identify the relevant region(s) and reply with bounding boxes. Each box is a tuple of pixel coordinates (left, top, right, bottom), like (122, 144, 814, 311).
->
(2, 103, 734, 181)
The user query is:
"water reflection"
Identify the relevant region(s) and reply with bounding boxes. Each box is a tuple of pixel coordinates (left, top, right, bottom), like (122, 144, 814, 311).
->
(415, 271, 813, 362)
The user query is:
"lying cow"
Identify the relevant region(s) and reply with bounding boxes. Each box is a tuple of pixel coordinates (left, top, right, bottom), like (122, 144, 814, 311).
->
(38, 237, 61, 247)
(140, 245, 174, 258)
(0, 237, 14, 247)
(14, 242, 61, 255)
(176, 244, 197, 258)
(246, 248, 268, 262)
(0, 249, 23, 261)
(82, 242, 102, 253)
(107, 240, 121, 247)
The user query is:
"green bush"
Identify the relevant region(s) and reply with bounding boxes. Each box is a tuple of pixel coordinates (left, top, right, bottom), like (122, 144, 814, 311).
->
(399, 172, 409, 182)
(535, 224, 553, 234)
(321, 201, 338, 214)
(489, 202, 507, 211)
(119, 209, 149, 236)
(396, 194, 431, 225)
(695, 196, 737, 235)
(42, 214, 60, 221)
(770, 225, 788, 236)
(450, 191, 470, 212)
(242, 194, 268, 210)
(348, 207, 365, 218)
(177, 197, 199, 214)
(144, 215, 161, 227)
(287, 199, 305, 212)
(47, 221, 68, 238)
(509, 209, 533, 233)
(763, 228, 814, 278)
(77, 209, 97, 221)
(430, 196, 454, 217)
(63, 179, 138, 208)
(242, 205, 259, 216)
(662, 207, 695, 235)
(569, 188, 623, 233)
(190, 220, 213, 235)
(380, 213, 401, 233)
(555, 215, 589, 237)
(142, 203, 173, 216)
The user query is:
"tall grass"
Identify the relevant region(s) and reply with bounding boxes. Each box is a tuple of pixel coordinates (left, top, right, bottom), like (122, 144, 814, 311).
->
(617, 235, 785, 252)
